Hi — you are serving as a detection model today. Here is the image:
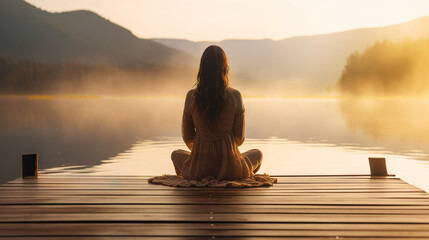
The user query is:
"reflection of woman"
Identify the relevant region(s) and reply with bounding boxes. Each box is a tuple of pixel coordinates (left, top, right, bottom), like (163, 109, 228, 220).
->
(171, 45, 262, 180)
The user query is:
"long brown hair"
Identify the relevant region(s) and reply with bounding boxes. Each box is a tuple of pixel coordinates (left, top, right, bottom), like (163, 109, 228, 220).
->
(194, 45, 229, 126)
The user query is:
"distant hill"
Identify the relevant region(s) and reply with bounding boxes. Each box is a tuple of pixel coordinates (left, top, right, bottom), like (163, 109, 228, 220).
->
(0, 0, 196, 67)
(153, 17, 429, 95)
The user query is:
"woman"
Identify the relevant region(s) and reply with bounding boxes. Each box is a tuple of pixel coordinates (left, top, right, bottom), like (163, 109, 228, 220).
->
(171, 45, 262, 180)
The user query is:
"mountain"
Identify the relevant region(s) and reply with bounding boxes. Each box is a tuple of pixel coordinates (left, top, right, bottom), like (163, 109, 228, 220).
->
(0, 0, 195, 67)
(2, 0, 429, 96)
(153, 16, 429, 95)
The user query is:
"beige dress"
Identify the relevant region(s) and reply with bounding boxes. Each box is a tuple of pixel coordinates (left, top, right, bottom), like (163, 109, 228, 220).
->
(171, 87, 262, 180)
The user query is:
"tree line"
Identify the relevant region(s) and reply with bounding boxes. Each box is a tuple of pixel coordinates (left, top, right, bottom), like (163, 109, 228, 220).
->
(338, 38, 429, 97)
(0, 55, 195, 95)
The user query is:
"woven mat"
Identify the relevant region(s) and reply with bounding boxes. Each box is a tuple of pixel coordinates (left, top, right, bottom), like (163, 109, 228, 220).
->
(148, 174, 277, 188)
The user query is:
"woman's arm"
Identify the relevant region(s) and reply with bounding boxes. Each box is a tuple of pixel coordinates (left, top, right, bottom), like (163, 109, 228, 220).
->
(233, 91, 245, 146)
(182, 91, 196, 150)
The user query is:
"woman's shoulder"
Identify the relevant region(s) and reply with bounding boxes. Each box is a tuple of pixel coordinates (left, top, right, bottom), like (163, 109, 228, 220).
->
(186, 89, 196, 96)
(227, 87, 242, 99)
(185, 89, 196, 101)
(227, 87, 244, 113)
(184, 89, 196, 111)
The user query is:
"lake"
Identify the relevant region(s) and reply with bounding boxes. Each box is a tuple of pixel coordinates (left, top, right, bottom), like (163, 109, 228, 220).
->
(1, 96, 429, 191)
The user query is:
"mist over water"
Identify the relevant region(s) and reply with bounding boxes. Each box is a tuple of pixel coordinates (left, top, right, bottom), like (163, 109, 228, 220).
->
(1, 96, 429, 191)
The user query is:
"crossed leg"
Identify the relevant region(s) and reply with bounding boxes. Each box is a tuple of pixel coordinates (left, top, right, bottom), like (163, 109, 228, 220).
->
(171, 149, 190, 176)
(242, 149, 263, 174)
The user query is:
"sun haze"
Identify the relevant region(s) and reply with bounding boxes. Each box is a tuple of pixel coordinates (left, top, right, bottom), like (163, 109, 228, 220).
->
(25, 0, 429, 41)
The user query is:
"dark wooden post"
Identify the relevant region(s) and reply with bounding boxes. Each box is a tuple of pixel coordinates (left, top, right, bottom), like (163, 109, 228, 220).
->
(22, 153, 38, 178)
(369, 157, 388, 177)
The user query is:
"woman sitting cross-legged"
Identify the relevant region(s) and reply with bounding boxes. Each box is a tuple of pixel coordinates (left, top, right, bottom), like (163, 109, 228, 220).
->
(171, 45, 262, 180)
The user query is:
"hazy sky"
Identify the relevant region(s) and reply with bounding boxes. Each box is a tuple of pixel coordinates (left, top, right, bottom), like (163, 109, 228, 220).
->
(26, 0, 429, 41)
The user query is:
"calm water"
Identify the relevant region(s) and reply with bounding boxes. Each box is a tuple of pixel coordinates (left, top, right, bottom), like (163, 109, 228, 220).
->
(1, 97, 429, 191)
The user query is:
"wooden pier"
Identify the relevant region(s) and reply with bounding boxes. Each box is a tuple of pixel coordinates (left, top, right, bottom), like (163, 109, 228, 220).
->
(1, 174, 429, 239)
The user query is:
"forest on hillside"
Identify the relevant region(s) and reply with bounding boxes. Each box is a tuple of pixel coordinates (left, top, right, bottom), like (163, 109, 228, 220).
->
(0, 56, 196, 95)
(338, 38, 429, 97)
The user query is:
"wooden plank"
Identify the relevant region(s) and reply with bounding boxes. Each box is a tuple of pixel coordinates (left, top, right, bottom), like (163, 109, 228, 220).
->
(1, 204, 429, 214)
(1, 204, 429, 211)
(6, 178, 405, 183)
(30, 177, 391, 184)
(2, 178, 408, 183)
(0, 191, 429, 202)
(1, 186, 417, 192)
(1, 186, 416, 192)
(1, 187, 422, 193)
(3, 212, 429, 223)
(3, 180, 410, 186)
(1, 223, 429, 237)
(0, 187, 425, 195)
(5, 187, 424, 192)
(8, 177, 403, 183)
(1, 189, 424, 195)
(2, 222, 429, 231)
(0, 183, 417, 189)
(2, 191, 426, 199)
(1, 195, 428, 205)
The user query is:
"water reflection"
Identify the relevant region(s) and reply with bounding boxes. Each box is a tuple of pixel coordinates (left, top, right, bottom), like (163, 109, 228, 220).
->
(0, 97, 182, 182)
(1, 97, 429, 191)
(340, 99, 429, 160)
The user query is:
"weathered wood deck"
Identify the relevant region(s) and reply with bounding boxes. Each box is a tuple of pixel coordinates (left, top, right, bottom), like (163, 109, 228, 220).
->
(1, 174, 429, 239)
